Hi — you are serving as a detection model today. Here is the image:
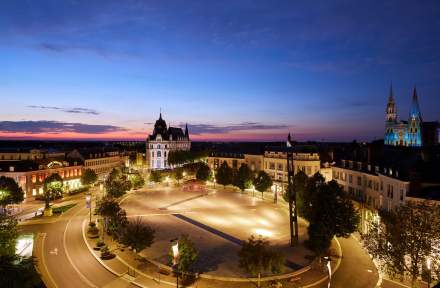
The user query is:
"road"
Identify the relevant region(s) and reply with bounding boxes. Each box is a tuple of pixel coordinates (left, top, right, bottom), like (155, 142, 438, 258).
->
(20, 197, 136, 288)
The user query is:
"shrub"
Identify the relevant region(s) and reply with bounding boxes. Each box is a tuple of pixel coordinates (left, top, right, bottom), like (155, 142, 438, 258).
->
(68, 186, 89, 195)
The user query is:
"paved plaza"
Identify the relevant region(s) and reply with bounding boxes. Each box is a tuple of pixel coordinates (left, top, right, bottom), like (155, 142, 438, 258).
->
(121, 184, 314, 277)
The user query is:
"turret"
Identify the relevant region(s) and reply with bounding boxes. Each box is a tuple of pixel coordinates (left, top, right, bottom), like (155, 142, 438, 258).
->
(184, 123, 189, 139)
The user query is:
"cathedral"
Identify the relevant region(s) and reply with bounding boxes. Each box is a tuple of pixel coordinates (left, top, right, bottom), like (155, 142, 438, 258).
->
(384, 86, 437, 147)
(146, 113, 191, 170)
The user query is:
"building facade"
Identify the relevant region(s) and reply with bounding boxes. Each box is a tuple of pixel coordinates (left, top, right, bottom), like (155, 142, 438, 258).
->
(384, 86, 439, 147)
(0, 160, 82, 199)
(67, 149, 123, 180)
(146, 113, 191, 170)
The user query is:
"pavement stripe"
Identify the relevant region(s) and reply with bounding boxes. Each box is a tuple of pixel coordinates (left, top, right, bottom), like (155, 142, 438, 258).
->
(159, 192, 212, 210)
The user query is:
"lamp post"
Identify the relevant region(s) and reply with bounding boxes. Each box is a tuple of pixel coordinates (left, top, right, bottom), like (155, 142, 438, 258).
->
(213, 178, 216, 188)
(252, 185, 255, 197)
(171, 239, 179, 288)
(85, 193, 92, 223)
(427, 257, 431, 288)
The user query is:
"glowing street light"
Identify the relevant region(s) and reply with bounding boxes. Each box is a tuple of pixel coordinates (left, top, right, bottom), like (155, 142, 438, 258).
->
(322, 256, 331, 288)
(170, 239, 179, 288)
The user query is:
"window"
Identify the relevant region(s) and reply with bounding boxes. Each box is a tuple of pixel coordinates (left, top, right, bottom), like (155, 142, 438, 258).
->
(158, 144, 161, 149)
(357, 176, 361, 186)
(157, 151, 161, 157)
(269, 162, 275, 170)
(32, 175, 36, 183)
(349, 175, 353, 184)
(32, 188, 37, 196)
(277, 163, 283, 171)
(164, 151, 167, 157)
(151, 151, 154, 158)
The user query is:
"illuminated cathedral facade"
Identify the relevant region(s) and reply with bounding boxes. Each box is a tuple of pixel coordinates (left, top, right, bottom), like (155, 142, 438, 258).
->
(384, 87, 423, 147)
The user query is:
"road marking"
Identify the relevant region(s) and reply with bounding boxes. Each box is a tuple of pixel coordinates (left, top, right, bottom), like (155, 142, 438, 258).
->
(49, 248, 58, 255)
(37, 233, 58, 288)
(64, 206, 98, 288)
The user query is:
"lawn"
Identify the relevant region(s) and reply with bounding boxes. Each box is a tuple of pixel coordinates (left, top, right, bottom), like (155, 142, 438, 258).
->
(52, 203, 77, 214)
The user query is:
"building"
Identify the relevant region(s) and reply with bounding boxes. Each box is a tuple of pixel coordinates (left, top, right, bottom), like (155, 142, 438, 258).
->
(207, 136, 324, 193)
(0, 159, 83, 199)
(66, 149, 123, 180)
(146, 113, 191, 170)
(207, 152, 263, 172)
(384, 86, 439, 147)
(0, 149, 65, 161)
(264, 144, 322, 192)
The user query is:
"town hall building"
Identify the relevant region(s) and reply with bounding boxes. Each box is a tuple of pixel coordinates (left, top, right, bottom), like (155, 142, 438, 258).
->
(146, 113, 190, 170)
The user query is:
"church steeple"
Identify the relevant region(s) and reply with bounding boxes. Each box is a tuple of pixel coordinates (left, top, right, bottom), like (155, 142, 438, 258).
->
(386, 84, 397, 122)
(287, 133, 293, 147)
(409, 86, 422, 120)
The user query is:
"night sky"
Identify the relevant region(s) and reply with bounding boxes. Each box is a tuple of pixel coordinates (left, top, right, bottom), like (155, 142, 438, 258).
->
(1, 1, 439, 141)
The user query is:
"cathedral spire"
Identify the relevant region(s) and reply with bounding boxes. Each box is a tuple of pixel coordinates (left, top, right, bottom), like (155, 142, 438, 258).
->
(388, 83, 394, 102)
(410, 86, 422, 120)
(184, 123, 189, 138)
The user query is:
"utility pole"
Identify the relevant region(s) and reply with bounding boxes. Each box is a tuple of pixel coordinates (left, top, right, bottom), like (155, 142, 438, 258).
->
(287, 148, 299, 246)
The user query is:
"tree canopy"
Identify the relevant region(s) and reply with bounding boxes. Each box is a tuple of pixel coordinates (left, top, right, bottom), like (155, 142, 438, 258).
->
(81, 169, 98, 186)
(304, 178, 359, 255)
(283, 171, 308, 215)
(130, 172, 145, 189)
(216, 161, 233, 187)
(238, 235, 284, 283)
(234, 164, 254, 191)
(0, 214, 42, 287)
(253, 171, 273, 196)
(96, 197, 128, 239)
(173, 168, 184, 184)
(149, 170, 163, 183)
(196, 163, 211, 181)
(170, 234, 198, 275)
(43, 173, 63, 208)
(168, 150, 208, 167)
(0, 176, 24, 209)
(105, 169, 131, 198)
(362, 201, 440, 284)
(120, 217, 155, 253)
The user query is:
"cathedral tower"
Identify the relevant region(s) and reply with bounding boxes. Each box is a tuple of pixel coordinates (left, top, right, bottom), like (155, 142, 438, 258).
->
(406, 87, 422, 147)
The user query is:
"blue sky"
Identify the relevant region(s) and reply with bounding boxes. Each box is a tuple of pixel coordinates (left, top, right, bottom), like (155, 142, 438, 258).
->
(1, 0, 439, 141)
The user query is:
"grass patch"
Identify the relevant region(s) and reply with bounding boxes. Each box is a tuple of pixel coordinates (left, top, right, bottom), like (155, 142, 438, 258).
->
(52, 203, 76, 214)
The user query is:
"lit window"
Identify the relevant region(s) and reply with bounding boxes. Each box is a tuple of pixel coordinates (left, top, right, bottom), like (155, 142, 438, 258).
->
(32, 175, 36, 183)
(32, 188, 36, 196)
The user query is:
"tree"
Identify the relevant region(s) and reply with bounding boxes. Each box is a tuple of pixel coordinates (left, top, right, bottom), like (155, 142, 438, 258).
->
(81, 169, 98, 186)
(130, 173, 145, 189)
(0, 176, 24, 212)
(173, 168, 184, 184)
(105, 171, 132, 198)
(0, 214, 42, 287)
(0, 214, 18, 257)
(215, 161, 233, 187)
(362, 201, 440, 285)
(238, 235, 284, 287)
(96, 197, 128, 240)
(170, 234, 198, 276)
(43, 173, 63, 209)
(149, 170, 163, 183)
(253, 171, 273, 199)
(305, 179, 359, 255)
(120, 217, 155, 253)
(282, 171, 308, 215)
(234, 164, 253, 192)
(196, 163, 211, 182)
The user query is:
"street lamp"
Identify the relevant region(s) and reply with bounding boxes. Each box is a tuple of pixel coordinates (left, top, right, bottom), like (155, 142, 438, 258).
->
(252, 185, 255, 197)
(85, 193, 92, 223)
(213, 178, 216, 188)
(171, 239, 179, 288)
(427, 257, 431, 288)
